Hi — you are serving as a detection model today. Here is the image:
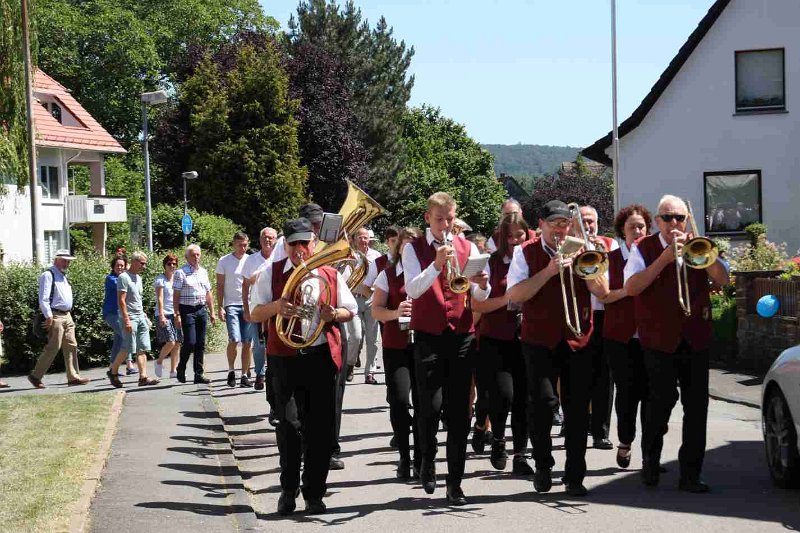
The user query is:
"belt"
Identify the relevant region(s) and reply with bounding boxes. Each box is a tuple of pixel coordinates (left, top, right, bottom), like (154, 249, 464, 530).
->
(179, 303, 206, 312)
(298, 344, 329, 356)
(52, 309, 71, 315)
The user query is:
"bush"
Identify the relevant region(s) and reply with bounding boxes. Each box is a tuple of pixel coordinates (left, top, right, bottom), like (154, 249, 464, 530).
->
(152, 204, 242, 256)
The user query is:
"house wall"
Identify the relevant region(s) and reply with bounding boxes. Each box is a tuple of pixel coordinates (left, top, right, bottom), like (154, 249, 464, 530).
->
(608, 0, 800, 252)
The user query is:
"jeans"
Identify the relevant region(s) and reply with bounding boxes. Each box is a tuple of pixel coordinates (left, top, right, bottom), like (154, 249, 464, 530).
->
(178, 304, 208, 378)
(253, 326, 266, 377)
(225, 305, 255, 344)
(104, 313, 130, 362)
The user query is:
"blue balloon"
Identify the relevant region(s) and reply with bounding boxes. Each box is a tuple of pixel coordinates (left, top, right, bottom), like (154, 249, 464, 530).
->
(757, 295, 779, 318)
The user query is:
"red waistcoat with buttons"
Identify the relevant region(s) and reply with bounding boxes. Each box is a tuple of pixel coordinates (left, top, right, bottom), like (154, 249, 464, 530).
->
(479, 254, 518, 341)
(634, 233, 712, 353)
(594, 235, 615, 253)
(266, 258, 343, 370)
(520, 239, 593, 351)
(381, 265, 410, 350)
(409, 234, 474, 335)
(602, 247, 637, 343)
(375, 254, 390, 277)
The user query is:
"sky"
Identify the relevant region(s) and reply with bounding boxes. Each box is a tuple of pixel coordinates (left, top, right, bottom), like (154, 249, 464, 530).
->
(259, 0, 717, 147)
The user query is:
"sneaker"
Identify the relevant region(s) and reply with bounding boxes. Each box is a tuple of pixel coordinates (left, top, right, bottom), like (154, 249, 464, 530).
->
(194, 375, 211, 384)
(254, 374, 265, 390)
(365, 373, 378, 385)
(170, 371, 178, 379)
(126, 367, 139, 375)
(240, 375, 252, 388)
(154, 361, 163, 378)
(227, 370, 236, 388)
(346, 366, 354, 382)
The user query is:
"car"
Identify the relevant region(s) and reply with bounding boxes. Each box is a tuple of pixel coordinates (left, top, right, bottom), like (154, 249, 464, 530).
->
(762, 344, 800, 488)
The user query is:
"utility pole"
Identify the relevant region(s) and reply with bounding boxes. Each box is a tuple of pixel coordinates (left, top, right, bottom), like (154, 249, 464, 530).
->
(21, 0, 42, 262)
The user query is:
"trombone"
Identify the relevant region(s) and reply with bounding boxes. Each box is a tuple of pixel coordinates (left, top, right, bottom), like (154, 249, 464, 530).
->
(554, 234, 586, 338)
(675, 201, 719, 316)
(567, 202, 608, 280)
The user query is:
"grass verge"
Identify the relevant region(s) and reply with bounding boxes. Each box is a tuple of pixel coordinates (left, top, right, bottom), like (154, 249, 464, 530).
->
(0, 393, 115, 533)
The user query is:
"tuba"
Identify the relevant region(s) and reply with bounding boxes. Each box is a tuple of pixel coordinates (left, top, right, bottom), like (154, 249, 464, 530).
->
(675, 200, 719, 316)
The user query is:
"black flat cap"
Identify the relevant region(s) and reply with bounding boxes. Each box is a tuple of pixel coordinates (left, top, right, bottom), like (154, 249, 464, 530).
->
(283, 217, 314, 243)
(541, 200, 572, 221)
(298, 203, 324, 224)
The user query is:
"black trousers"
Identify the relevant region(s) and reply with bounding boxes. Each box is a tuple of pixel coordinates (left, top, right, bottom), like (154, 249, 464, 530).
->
(642, 341, 709, 481)
(590, 311, 613, 439)
(177, 304, 207, 378)
(415, 330, 474, 485)
(270, 346, 337, 500)
(472, 336, 491, 427)
(523, 340, 592, 483)
(480, 335, 528, 453)
(384, 345, 420, 461)
(605, 338, 647, 445)
(332, 346, 349, 456)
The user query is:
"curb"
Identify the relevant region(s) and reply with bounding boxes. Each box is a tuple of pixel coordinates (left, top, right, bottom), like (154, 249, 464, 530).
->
(709, 389, 760, 410)
(69, 390, 125, 533)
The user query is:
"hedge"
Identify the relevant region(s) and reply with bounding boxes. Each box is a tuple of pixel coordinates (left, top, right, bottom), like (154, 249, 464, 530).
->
(0, 251, 226, 373)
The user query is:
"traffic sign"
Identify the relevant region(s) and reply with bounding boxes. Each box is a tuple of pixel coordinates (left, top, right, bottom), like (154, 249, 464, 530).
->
(181, 214, 193, 235)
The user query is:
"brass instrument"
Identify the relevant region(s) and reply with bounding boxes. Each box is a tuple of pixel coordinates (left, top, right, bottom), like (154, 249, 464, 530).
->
(443, 232, 470, 294)
(675, 201, 719, 316)
(554, 234, 586, 338)
(567, 202, 608, 280)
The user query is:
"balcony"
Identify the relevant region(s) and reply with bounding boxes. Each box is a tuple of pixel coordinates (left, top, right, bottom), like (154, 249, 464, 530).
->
(66, 195, 127, 224)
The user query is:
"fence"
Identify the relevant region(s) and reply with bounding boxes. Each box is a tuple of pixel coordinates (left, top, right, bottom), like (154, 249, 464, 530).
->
(749, 277, 800, 318)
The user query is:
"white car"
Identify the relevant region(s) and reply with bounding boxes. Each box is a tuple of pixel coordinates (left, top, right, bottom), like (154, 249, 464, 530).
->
(762, 345, 800, 488)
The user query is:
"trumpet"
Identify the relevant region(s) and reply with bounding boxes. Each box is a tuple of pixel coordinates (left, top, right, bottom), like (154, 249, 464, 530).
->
(443, 232, 470, 294)
(675, 201, 719, 316)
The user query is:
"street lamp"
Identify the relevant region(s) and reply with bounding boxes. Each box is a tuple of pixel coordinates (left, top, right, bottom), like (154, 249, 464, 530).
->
(182, 171, 199, 245)
(141, 90, 169, 252)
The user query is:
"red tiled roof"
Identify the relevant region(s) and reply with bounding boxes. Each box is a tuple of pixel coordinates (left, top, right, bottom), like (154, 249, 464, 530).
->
(33, 69, 126, 154)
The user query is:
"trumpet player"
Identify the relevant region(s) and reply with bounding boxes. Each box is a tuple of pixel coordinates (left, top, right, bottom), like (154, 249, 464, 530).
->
(624, 195, 729, 493)
(249, 217, 357, 516)
(402, 192, 490, 506)
(507, 200, 609, 497)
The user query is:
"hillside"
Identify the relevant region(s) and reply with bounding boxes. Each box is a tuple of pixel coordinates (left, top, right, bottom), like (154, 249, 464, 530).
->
(483, 144, 581, 178)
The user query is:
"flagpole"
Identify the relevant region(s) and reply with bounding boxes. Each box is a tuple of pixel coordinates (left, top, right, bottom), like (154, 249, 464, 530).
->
(22, 0, 42, 263)
(611, 0, 620, 214)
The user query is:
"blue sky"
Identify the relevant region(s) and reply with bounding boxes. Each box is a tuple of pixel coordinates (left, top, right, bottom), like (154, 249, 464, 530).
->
(259, 0, 716, 147)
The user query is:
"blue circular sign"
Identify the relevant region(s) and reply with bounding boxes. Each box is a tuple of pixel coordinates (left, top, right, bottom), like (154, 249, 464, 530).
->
(181, 214, 193, 235)
(757, 294, 779, 318)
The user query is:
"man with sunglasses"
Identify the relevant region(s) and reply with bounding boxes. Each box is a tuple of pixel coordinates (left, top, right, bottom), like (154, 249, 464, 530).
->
(624, 194, 729, 493)
(249, 217, 357, 516)
(507, 200, 609, 497)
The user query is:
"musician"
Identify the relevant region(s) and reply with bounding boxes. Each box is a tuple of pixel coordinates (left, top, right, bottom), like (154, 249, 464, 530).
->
(372, 227, 421, 480)
(624, 195, 729, 493)
(580, 205, 618, 450)
(249, 217, 357, 516)
(486, 199, 535, 253)
(402, 191, 490, 506)
(507, 200, 609, 497)
(472, 212, 534, 475)
(596, 204, 651, 468)
(352, 227, 384, 385)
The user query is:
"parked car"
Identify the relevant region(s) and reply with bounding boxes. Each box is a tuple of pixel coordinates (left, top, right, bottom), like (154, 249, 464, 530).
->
(762, 345, 800, 488)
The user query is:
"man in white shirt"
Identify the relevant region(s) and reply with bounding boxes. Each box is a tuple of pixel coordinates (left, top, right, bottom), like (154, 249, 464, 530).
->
(351, 227, 384, 384)
(216, 231, 254, 388)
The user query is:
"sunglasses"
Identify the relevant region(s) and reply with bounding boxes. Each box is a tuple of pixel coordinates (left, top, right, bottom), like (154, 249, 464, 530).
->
(659, 213, 687, 223)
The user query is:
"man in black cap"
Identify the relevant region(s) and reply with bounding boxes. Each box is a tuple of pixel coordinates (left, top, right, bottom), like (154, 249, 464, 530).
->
(507, 200, 608, 497)
(250, 217, 358, 515)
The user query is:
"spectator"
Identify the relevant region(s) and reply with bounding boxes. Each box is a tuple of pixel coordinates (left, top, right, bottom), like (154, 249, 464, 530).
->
(0, 319, 8, 388)
(466, 233, 488, 254)
(173, 244, 217, 384)
(28, 249, 89, 389)
(216, 231, 254, 388)
(154, 253, 182, 379)
(106, 252, 159, 388)
(352, 227, 383, 384)
(103, 255, 137, 376)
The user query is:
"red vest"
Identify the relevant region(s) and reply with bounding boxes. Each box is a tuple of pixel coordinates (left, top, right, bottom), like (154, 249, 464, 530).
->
(266, 258, 343, 370)
(594, 235, 614, 253)
(633, 233, 712, 353)
(375, 254, 390, 277)
(381, 265, 410, 350)
(602, 247, 637, 343)
(520, 239, 593, 351)
(409, 234, 474, 335)
(479, 254, 518, 341)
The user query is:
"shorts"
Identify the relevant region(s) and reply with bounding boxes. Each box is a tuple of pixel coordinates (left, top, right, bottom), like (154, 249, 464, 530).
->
(225, 305, 255, 344)
(156, 314, 183, 344)
(121, 314, 151, 355)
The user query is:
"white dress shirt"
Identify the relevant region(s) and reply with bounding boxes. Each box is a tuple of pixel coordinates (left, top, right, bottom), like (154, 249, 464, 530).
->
(271, 235, 288, 263)
(590, 237, 619, 311)
(373, 262, 403, 293)
(250, 259, 358, 347)
(402, 228, 490, 301)
(507, 238, 558, 290)
(360, 247, 384, 291)
(38, 266, 73, 318)
(624, 233, 728, 284)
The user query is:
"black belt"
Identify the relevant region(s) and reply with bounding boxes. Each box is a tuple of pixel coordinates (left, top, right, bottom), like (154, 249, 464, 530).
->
(179, 303, 206, 312)
(52, 309, 71, 315)
(299, 344, 330, 356)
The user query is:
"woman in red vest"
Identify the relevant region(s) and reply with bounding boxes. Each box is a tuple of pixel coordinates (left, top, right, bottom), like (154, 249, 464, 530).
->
(472, 212, 534, 476)
(372, 227, 421, 480)
(507, 200, 609, 497)
(597, 204, 651, 469)
(624, 195, 729, 493)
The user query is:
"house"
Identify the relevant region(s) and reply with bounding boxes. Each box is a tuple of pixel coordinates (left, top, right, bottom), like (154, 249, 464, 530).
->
(0, 69, 127, 264)
(558, 160, 609, 181)
(498, 173, 531, 205)
(582, 0, 800, 252)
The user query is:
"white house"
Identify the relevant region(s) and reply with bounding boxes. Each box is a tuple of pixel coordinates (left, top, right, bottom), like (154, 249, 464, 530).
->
(583, 0, 800, 253)
(0, 69, 127, 264)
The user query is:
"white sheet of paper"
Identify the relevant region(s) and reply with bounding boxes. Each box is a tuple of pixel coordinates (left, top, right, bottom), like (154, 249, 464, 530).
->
(461, 253, 490, 278)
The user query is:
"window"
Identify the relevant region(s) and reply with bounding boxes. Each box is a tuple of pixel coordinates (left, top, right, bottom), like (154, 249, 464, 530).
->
(50, 102, 62, 123)
(39, 166, 59, 200)
(735, 49, 785, 112)
(43, 231, 62, 264)
(704, 170, 762, 234)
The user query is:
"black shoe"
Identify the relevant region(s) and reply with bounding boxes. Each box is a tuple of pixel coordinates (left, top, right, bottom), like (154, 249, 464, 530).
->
(240, 375, 252, 388)
(616, 446, 632, 468)
(176, 371, 186, 383)
(227, 371, 236, 387)
(254, 374, 265, 390)
(346, 365, 354, 382)
(533, 468, 552, 493)
(420, 458, 436, 494)
(565, 481, 588, 497)
(512, 454, 534, 476)
(446, 484, 467, 506)
(268, 411, 279, 427)
(593, 437, 614, 450)
(641, 463, 660, 487)
(305, 498, 327, 514)
(355, 356, 361, 368)
(194, 375, 211, 384)
(397, 456, 411, 480)
(412, 457, 421, 480)
(390, 435, 397, 448)
(552, 407, 563, 426)
(329, 456, 344, 470)
(678, 477, 710, 493)
(471, 426, 487, 454)
(277, 490, 297, 515)
(490, 439, 508, 471)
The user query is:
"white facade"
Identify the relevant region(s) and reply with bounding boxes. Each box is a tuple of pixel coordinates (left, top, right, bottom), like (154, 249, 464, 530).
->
(598, 0, 800, 252)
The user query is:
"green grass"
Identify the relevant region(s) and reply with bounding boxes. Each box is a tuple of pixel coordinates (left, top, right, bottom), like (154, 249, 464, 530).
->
(0, 393, 115, 533)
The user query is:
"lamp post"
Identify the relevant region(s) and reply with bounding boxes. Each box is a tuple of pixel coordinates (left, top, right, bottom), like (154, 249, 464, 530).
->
(182, 171, 199, 245)
(141, 90, 168, 252)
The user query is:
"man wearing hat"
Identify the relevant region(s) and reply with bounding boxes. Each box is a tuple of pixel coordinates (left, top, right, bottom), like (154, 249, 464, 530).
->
(28, 249, 89, 388)
(507, 200, 609, 496)
(249, 217, 358, 515)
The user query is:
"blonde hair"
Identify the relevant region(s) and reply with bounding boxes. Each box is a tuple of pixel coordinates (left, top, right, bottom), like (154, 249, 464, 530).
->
(427, 191, 457, 211)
